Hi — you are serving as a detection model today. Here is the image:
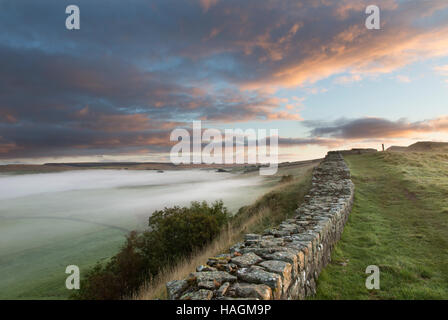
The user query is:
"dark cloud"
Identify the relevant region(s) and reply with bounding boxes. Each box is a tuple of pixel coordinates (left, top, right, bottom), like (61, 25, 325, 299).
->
(307, 116, 448, 139)
(277, 137, 342, 148)
(0, 122, 174, 159)
(1, 0, 448, 159)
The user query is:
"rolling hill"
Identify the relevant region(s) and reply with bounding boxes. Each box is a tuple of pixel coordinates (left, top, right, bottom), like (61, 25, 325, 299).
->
(388, 141, 448, 153)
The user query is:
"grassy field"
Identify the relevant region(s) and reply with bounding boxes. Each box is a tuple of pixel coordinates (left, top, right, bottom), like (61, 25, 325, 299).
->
(0, 160, 317, 300)
(0, 223, 126, 300)
(0, 169, 268, 300)
(314, 151, 448, 299)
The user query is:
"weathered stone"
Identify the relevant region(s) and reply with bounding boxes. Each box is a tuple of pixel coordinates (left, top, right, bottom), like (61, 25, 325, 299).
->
(192, 271, 237, 285)
(236, 267, 282, 299)
(216, 253, 232, 260)
(196, 265, 217, 272)
(229, 242, 244, 255)
(198, 280, 218, 290)
(245, 239, 260, 246)
(279, 223, 299, 233)
(292, 234, 316, 241)
(250, 265, 266, 271)
(207, 254, 231, 266)
(166, 280, 189, 300)
(180, 289, 213, 300)
(233, 283, 272, 300)
(217, 282, 230, 297)
(215, 263, 236, 273)
(259, 260, 292, 295)
(271, 230, 291, 237)
(258, 238, 285, 247)
(245, 234, 261, 241)
(259, 260, 291, 276)
(230, 252, 263, 267)
(285, 241, 309, 254)
(216, 297, 259, 300)
(240, 246, 285, 256)
(263, 251, 297, 271)
(297, 251, 305, 270)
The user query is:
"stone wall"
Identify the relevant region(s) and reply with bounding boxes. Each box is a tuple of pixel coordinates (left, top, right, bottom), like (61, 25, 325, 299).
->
(166, 152, 354, 300)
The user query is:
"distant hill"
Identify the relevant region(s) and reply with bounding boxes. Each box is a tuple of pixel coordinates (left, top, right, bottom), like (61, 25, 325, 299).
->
(386, 146, 408, 152)
(387, 141, 448, 152)
(0, 159, 321, 174)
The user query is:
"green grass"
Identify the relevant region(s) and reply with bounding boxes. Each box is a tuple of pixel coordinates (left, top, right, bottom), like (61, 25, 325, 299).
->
(231, 165, 314, 235)
(0, 225, 125, 300)
(313, 152, 448, 299)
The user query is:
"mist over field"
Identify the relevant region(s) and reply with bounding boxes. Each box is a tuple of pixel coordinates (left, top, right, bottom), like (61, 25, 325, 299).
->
(0, 169, 261, 201)
(0, 169, 266, 299)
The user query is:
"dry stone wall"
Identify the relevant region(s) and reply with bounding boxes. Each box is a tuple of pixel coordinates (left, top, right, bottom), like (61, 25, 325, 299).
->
(166, 152, 354, 300)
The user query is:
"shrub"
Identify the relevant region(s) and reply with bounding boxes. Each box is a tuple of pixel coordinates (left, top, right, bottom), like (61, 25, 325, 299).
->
(280, 174, 293, 183)
(73, 231, 146, 300)
(73, 201, 229, 300)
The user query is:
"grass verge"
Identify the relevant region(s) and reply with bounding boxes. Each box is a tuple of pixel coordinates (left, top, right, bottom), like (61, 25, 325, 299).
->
(313, 152, 448, 299)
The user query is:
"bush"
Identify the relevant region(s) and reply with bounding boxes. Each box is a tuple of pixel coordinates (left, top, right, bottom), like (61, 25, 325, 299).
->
(73, 201, 229, 300)
(280, 174, 293, 183)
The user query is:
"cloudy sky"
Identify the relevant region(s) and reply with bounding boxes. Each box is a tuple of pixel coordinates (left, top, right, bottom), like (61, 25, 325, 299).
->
(1, 0, 448, 164)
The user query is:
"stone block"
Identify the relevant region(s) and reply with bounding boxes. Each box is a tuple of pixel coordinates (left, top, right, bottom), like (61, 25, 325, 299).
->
(230, 252, 263, 267)
(236, 267, 282, 299)
(233, 283, 272, 300)
(180, 289, 213, 300)
(166, 279, 189, 300)
(192, 271, 237, 285)
(259, 260, 292, 295)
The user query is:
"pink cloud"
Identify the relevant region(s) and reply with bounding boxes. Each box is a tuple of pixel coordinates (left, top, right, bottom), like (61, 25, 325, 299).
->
(199, 0, 218, 13)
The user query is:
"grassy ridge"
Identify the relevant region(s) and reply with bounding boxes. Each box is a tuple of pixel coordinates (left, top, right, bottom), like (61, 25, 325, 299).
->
(313, 152, 448, 299)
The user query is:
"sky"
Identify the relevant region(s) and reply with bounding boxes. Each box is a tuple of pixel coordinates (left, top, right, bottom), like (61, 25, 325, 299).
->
(1, 0, 448, 164)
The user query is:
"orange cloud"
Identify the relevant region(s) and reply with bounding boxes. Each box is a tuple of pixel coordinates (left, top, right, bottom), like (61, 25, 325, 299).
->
(334, 74, 362, 84)
(267, 111, 302, 121)
(199, 0, 218, 13)
(203, 28, 221, 41)
(275, 27, 448, 88)
(334, 0, 398, 19)
(240, 2, 448, 90)
(308, 116, 448, 140)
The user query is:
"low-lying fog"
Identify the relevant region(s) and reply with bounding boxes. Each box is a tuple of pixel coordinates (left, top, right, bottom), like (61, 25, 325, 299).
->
(0, 169, 267, 298)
